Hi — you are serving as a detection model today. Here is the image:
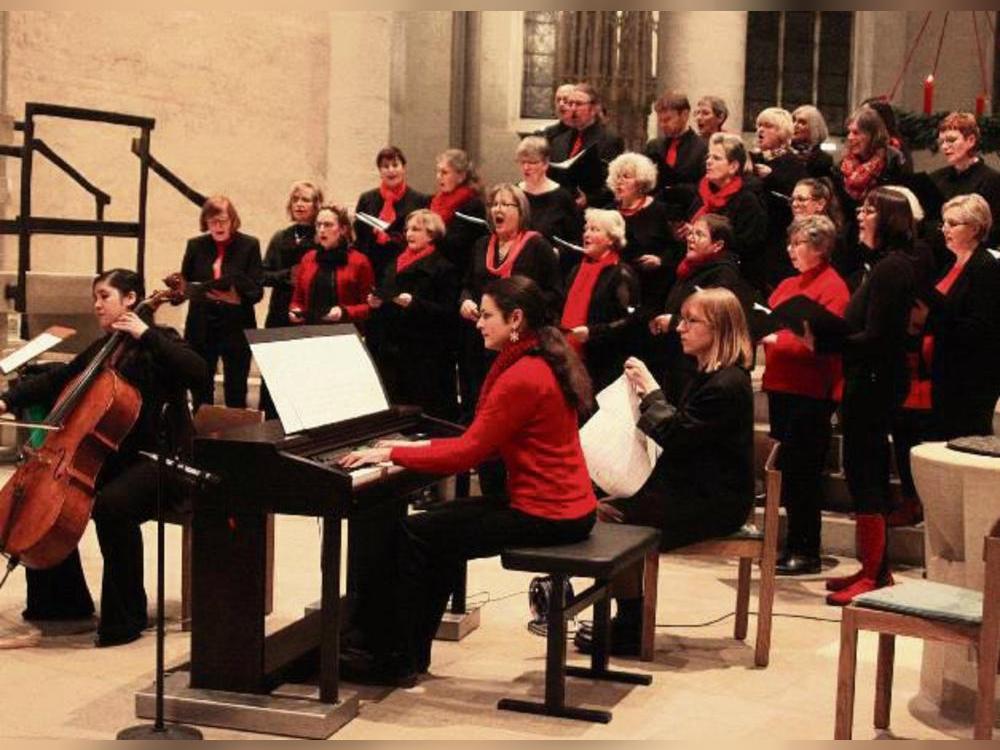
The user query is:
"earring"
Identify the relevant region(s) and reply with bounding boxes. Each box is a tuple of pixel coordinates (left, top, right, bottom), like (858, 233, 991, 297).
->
(510, 329, 520, 343)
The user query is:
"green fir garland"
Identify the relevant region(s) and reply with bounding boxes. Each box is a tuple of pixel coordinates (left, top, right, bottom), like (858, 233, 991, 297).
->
(895, 108, 1000, 156)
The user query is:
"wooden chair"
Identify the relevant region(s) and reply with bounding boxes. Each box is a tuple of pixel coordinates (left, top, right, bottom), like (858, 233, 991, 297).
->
(167, 405, 274, 631)
(834, 518, 1000, 739)
(666, 439, 781, 667)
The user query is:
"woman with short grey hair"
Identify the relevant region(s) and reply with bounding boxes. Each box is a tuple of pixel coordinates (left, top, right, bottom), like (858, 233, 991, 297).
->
(791, 105, 834, 179)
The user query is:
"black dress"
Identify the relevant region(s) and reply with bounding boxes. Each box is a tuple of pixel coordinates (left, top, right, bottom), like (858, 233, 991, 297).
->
(564, 261, 640, 392)
(1, 326, 206, 640)
(374, 250, 460, 421)
(181, 231, 263, 409)
(354, 186, 431, 285)
(261, 224, 314, 329)
(756, 151, 807, 291)
(524, 186, 583, 279)
(930, 161, 1000, 248)
(688, 185, 769, 294)
(436, 196, 488, 281)
(606, 366, 754, 551)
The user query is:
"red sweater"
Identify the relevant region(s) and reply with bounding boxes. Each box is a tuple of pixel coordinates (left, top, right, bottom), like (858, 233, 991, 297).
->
(762, 263, 849, 401)
(391, 355, 596, 520)
(289, 247, 374, 323)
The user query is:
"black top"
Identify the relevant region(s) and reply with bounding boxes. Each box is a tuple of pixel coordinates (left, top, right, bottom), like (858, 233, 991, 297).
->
(261, 223, 314, 329)
(564, 261, 640, 392)
(622, 200, 680, 317)
(637, 366, 754, 534)
(1, 326, 206, 472)
(526, 186, 584, 279)
(375, 250, 460, 355)
(791, 143, 834, 180)
(644, 129, 707, 217)
(757, 151, 807, 290)
(925, 245, 1000, 436)
(548, 120, 625, 208)
(461, 233, 564, 319)
(688, 186, 768, 292)
(540, 120, 571, 142)
(438, 196, 488, 280)
(181, 232, 263, 348)
(354, 185, 431, 284)
(930, 161, 1000, 247)
(838, 246, 916, 396)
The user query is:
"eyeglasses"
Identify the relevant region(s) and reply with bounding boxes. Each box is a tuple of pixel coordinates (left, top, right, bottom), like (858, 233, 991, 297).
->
(207, 217, 231, 227)
(790, 194, 816, 204)
(566, 100, 594, 108)
(315, 220, 338, 229)
(490, 201, 519, 210)
(677, 315, 711, 328)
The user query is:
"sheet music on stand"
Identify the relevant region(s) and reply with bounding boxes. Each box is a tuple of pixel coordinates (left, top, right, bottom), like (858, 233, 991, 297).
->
(0, 326, 76, 375)
(247, 324, 389, 435)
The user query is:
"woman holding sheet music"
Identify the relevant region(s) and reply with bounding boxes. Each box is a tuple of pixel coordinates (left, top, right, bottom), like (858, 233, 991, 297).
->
(339, 276, 596, 685)
(576, 288, 754, 656)
(429, 148, 488, 279)
(368, 209, 459, 421)
(761, 216, 849, 575)
(288, 204, 374, 329)
(560, 208, 639, 392)
(515, 136, 582, 279)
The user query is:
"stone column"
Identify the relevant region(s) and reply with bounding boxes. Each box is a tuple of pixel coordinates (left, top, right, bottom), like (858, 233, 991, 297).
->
(657, 11, 748, 132)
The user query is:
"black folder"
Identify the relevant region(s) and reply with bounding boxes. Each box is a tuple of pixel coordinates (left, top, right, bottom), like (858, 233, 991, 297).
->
(750, 295, 849, 344)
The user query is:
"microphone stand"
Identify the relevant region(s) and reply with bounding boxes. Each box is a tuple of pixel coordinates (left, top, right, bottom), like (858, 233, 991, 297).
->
(117, 404, 202, 741)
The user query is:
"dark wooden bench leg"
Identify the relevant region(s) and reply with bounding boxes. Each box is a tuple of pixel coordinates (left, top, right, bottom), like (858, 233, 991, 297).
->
(450, 560, 467, 615)
(641, 549, 658, 661)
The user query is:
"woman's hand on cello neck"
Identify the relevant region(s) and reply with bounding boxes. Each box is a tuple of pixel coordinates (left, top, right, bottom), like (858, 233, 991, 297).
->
(110, 311, 149, 340)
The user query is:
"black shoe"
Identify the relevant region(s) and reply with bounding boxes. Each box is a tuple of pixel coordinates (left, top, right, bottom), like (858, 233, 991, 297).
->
(573, 618, 640, 657)
(340, 647, 418, 688)
(775, 553, 822, 576)
(94, 629, 142, 648)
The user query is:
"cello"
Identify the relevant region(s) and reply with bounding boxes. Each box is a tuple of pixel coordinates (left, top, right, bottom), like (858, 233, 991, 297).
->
(0, 289, 177, 572)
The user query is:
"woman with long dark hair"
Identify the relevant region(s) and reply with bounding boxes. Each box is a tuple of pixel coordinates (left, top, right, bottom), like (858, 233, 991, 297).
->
(0, 269, 206, 646)
(340, 275, 596, 684)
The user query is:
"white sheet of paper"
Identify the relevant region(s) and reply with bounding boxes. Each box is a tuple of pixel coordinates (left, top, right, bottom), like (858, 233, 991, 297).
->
(250, 332, 388, 434)
(0, 331, 64, 375)
(579, 374, 661, 499)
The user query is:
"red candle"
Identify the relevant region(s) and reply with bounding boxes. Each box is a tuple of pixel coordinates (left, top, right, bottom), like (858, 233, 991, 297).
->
(923, 75, 934, 115)
(975, 94, 986, 118)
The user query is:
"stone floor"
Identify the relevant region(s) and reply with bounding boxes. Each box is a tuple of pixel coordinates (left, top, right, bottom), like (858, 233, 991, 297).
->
(0, 497, 978, 741)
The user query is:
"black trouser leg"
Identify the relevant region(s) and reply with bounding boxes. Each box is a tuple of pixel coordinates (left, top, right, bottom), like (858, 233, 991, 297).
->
(191, 340, 221, 411)
(890, 407, 930, 499)
(24, 548, 94, 619)
(220, 338, 251, 409)
(91, 462, 161, 638)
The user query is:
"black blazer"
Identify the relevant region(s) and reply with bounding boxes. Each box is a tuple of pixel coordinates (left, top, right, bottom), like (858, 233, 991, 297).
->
(354, 186, 431, 284)
(622, 199, 680, 316)
(438, 196, 488, 279)
(549, 121, 625, 208)
(644, 129, 707, 215)
(261, 224, 313, 329)
(925, 245, 1000, 437)
(376, 250, 460, 357)
(757, 151, 807, 290)
(181, 231, 263, 348)
(688, 186, 768, 291)
(637, 366, 754, 539)
(461, 233, 564, 320)
(564, 261, 640, 392)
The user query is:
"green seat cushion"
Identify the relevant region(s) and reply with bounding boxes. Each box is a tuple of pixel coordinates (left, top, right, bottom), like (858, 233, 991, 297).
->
(853, 580, 983, 626)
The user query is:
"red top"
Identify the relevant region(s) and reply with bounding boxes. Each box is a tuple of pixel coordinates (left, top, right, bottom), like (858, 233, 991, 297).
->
(762, 263, 849, 401)
(289, 247, 374, 323)
(391, 355, 596, 520)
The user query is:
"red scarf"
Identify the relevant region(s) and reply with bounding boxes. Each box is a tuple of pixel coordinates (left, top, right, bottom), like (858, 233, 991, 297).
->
(839, 148, 886, 202)
(376, 181, 408, 244)
(430, 184, 477, 225)
(396, 242, 436, 274)
(560, 251, 619, 356)
(486, 230, 540, 278)
(477, 333, 539, 414)
(676, 248, 722, 282)
(692, 175, 743, 222)
(212, 237, 233, 280)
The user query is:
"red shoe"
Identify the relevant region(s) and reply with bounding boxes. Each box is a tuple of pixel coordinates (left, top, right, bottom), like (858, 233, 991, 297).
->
(825, 568, 864, 592)
(825, 513, 890, 606)
(825, 572, 894, 606)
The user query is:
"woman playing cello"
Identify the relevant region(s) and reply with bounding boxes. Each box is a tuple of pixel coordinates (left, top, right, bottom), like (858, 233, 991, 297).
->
(0, 269, 206, 646)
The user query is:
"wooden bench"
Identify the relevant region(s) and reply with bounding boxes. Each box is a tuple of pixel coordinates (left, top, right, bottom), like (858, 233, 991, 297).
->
(498, 522, 661, 723)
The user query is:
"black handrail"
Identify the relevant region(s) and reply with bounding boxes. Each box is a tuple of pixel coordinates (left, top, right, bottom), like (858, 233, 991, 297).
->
(130, 137, 207, 208)
(26, 102, 155, 130)
(35, 140, 111, 205)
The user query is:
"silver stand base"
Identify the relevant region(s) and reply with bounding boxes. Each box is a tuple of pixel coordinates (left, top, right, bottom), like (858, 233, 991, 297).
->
(135, 671, 358, 739)
(435, 606, 481, 641)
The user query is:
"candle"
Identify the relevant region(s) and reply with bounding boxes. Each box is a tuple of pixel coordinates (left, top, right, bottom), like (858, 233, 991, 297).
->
(923, 75, 934, 115)
(975, 94, 986, 118)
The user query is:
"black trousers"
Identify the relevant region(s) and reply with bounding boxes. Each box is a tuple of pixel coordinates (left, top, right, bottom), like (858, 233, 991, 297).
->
(841, 370, 903, 515)
(890, 407, 932, 498)
(768, 392, 835, 557)
(25, 461, 184, 638)
(191, 329, 251, 409)
(383, 498, 594, 672)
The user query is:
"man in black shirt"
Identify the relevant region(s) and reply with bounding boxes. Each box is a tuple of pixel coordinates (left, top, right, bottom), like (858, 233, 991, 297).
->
(644, 91, 708, 219)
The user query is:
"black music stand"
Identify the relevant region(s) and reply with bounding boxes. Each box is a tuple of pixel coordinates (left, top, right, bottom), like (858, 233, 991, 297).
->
(117, 407, 202, 741)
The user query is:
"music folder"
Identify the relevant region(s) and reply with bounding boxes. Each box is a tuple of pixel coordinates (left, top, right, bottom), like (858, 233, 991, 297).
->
(0, 325, 76, 375)
(749, 296, 849, 343)
(246, 324, 389, 435)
